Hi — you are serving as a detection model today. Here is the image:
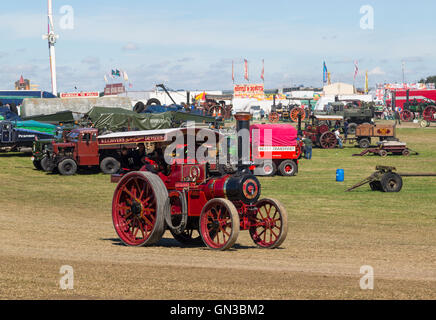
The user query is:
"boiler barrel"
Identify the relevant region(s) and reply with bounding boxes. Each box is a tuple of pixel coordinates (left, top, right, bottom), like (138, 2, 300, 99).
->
(203, 174, 261, 205)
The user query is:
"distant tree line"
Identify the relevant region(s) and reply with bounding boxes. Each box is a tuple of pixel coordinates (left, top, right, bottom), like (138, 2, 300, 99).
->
(419, 75, 436, 83)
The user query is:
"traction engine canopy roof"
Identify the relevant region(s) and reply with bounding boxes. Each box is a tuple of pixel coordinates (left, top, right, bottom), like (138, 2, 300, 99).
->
(98, 127, 223, 146)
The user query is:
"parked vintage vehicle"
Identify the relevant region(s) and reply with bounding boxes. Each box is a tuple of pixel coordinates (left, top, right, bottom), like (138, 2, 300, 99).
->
(31, 125, 73, 171)
(269, 104, 305, 123)
(346, 123, 398, 149)
(316, 102, 375, 134)
(109, 112, 288, 250)
(250, 124, 302, 176)
(43, 128, 123, 175)
(0, 120, 56, 152)
(420, 105, 436, 127)
(303, 115, 342, 149)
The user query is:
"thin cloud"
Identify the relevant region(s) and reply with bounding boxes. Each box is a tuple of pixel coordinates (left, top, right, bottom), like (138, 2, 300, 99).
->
(402, 56, 423, 63)
(81, 56, 100, 65)
(122, 42, 140, 51)
(368, 67, 386, 76)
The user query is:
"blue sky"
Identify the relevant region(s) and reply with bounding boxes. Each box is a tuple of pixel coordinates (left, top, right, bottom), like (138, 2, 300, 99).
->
(1, 0, 435, 92)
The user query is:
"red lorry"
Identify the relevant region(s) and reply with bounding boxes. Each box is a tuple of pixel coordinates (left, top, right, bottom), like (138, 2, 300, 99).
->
(386, 89, 436, 110)
(250, 124, 302, 177)
(43, 128, 125, 175)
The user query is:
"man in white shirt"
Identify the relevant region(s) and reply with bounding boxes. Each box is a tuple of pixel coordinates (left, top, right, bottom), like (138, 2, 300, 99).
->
(334, 129, 343, 149)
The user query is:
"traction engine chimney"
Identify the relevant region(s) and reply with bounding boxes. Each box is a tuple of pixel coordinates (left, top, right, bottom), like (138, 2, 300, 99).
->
(234, 112, 251, 172)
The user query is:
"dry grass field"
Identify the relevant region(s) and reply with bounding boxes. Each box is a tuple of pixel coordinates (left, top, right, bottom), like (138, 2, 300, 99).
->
(0, 121, 435, 300)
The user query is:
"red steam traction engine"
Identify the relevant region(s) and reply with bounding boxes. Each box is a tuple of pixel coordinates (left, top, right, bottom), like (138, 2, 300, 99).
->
(110, 113, 288, 250)
(302, 115, 343, 149)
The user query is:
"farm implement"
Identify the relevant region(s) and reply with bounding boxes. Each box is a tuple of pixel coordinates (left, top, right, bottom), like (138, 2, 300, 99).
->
(352, 141, 418, 157)
(346, 166, 436, 193)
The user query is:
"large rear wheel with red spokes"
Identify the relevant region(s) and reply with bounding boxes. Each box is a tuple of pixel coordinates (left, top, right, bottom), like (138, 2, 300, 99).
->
(319, 131, 338, 149)
(250, 198, 288, 249)
(290, 107, 306, 122)
(199, 199, 240, 251)
(112, 171, 167, 246)
(269, 112, 280, 123)
(400, 110, 414, 122)
(423, 105, 436, 123)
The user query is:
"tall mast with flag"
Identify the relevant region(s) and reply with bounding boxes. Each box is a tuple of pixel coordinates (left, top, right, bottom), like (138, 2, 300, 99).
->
(353, 60, 359, 91)
(323, 61, 328, 86)
(42, 0, 59, 96)
(365, 70, 369, 94)
(232, 60, 234, 84)
(261, 59, 265, 83)
(244, 59, 249, 82)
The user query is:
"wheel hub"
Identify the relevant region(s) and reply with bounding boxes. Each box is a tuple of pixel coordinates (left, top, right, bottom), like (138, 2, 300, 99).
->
(211, 220, 221, 230)
(131, 201, 142, 217)
(263, 218, 275, 229)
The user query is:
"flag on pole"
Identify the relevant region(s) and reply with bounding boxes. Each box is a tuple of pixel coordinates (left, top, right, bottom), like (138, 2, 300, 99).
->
(232, 60, 234, 83)
(354, 61, 359, 81)
(244, 59, 249, 81)
(123, 71, 129, 82)
(195, 92, 206, 101)
(365, 70, 369, 94)
(104, 75, 108, 83)
(261, 59, 264, 82)
(323, 61, 328, 83)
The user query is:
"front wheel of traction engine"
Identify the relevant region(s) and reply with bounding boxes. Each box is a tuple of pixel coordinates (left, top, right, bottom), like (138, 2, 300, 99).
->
(199, 199, 240, 251)
(112, 171, 167, 246)
(58, 159, 77, 175)
(250, 198, 288, 249)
